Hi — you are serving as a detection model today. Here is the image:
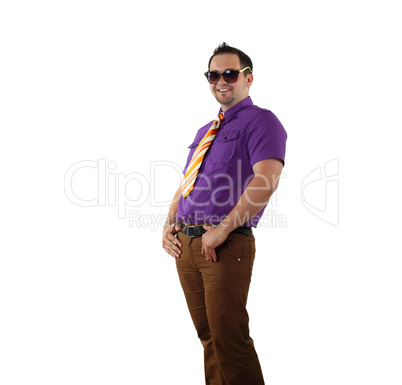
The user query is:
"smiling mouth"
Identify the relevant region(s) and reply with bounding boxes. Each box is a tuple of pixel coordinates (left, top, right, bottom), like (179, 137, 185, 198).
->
(217, 88, 230, 92)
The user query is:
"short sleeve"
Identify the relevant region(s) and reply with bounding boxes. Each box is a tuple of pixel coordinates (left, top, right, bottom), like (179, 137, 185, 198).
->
(247, 110, 287, 167)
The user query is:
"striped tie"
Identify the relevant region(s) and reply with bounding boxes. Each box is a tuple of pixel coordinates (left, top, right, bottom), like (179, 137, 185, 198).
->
(181, 112, 225, 198)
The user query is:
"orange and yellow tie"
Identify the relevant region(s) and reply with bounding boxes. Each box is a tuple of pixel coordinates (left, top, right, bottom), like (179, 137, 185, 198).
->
(181, 112, 225, 198)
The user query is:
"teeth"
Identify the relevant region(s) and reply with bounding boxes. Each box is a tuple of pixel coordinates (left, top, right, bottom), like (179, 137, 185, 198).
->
(218, 89, 229, 91)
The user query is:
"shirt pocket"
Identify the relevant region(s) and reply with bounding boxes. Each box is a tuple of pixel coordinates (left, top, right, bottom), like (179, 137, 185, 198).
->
(209, 130, 240, 164)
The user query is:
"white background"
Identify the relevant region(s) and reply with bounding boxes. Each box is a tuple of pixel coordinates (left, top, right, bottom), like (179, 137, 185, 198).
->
(1, 1, 401, 384)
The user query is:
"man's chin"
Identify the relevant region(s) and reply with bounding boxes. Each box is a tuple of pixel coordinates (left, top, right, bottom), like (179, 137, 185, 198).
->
(215, 96, 235, 105)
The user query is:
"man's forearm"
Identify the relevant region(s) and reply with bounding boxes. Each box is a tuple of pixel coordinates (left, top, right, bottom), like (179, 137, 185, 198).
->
(217, 176, 275, 234)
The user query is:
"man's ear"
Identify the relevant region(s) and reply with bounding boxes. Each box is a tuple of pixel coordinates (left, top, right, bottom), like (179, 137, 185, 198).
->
(246, 73, 254, 88)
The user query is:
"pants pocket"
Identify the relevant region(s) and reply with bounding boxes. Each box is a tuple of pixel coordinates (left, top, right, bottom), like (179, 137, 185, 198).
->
(224, 232, 253, 278)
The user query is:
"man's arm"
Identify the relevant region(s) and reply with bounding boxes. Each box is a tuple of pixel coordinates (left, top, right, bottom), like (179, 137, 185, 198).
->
(201, 158, 284, 262)
(162, 186, 183, 258)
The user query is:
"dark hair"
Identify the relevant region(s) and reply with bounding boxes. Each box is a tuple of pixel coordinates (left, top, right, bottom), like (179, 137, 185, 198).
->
(208, 42, 253, 75)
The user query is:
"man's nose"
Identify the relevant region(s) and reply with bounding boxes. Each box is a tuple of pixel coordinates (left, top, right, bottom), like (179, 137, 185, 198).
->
(217, 74, 227, 85)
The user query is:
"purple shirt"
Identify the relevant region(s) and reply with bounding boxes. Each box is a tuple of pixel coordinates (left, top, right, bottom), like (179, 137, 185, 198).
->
(176, 97, 287, 227)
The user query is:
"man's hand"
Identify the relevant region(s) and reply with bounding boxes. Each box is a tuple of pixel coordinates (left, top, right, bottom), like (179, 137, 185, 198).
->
(162, 223, 182, 258)
(201, 224, 230, 262)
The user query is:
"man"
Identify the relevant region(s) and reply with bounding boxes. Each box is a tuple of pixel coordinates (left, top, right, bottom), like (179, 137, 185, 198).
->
(162, 42, 287, 385)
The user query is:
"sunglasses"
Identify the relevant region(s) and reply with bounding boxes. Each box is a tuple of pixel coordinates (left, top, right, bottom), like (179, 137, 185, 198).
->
(204, 67, 252, 84)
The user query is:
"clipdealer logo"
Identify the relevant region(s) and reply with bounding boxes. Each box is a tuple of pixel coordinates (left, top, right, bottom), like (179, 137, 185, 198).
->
(64, 157, 340, 228)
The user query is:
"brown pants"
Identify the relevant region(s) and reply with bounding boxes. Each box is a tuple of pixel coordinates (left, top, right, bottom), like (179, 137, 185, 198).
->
(175, 230, 265, 385)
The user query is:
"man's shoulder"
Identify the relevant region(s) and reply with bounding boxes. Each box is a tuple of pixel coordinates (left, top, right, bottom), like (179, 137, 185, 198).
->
(239, 105, 287, 145)
(245, 104, 275, 118)
(238, 104, 282, 130)
(235, 102, 274, 118)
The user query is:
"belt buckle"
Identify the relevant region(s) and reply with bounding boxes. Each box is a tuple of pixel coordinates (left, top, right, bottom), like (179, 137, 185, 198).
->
(186, 225, 196, 237)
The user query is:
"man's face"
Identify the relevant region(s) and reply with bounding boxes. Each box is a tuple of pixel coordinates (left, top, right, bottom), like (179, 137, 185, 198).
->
(209, 53, 253, 111)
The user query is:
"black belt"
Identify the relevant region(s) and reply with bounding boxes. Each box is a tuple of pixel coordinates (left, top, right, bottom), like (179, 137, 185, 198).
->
(177, 222, 252, 237)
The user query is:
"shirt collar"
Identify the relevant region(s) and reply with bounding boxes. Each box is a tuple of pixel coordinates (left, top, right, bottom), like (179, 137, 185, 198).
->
(219, 96, 253, 123)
